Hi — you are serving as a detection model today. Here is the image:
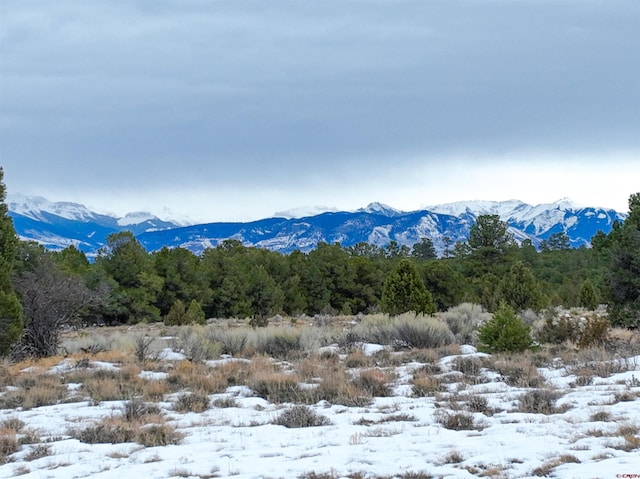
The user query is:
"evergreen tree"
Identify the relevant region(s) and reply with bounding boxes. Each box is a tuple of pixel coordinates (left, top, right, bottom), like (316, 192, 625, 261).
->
(381, 259, 435, 316)
(468, 215, 514, 254)
(95, 232, 162, 323)
(578, 279, 598, 310)
(185, 299, 206, 325)
(605, 193, 640, 328)
(540, 232, 571, 251)
(477, 302, 533, 353)
(412, 237, 437, 260)
(0, 167, 23, 355)
(497, 261, 545, 312)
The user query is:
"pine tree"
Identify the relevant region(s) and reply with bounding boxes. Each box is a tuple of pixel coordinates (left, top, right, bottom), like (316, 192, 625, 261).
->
(497, 261, 545, 312)
(477, 302, 533, 353)
(579, 279, 598, 311)
(381, 259, 436, 316)
(411, 237, 436, 260)
(0, 167, 23, 355)
(606, 193, 640, 328)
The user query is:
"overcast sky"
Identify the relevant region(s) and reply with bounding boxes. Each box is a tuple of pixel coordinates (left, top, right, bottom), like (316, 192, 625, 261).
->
(1, 1, 639, 223)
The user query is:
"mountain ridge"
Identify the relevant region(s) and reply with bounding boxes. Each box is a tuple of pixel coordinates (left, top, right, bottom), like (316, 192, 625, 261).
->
(6, 194, 627, 256)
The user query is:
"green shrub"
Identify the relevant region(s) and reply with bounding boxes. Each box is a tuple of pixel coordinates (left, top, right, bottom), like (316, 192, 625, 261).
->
(478, 303, 533, 353)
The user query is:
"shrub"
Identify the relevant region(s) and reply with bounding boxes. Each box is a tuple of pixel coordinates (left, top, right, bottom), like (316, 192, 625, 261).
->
(206, 327, 248, 356)
(518, 389, 568, 414)
(465, 394, 491, 414)
(174, 392, 211, 413)
(274, 405, 331, 428)
(24, 444, 52, 461)
(434, 411, 481, 431)
(136, 423, 182, 447)
(250, 373, 305, 404)
(531, 455, 580, 477)
(75, 422, 134, 444)
(0, 429, 20, 465)
(412, 372, 444, 397)
(133, 334, 157, 363)
(352, 368, 392, 397)
(392, 315, 454, 349)
(255, 328, 303, 359)
(123, 400, 161, 421)
(485, 355, 546, 388)
(478, 303, 533, 353)
(440, 303, 491, 345)
(165, 361, 227, 394)
(171, 327, 220, 363)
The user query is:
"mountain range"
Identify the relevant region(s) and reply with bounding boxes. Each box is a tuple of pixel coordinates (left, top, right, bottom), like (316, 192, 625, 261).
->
(7, 194, 627, 256)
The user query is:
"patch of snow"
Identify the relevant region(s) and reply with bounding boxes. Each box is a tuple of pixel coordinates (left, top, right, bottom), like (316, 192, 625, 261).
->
(157, 348, 186, 361)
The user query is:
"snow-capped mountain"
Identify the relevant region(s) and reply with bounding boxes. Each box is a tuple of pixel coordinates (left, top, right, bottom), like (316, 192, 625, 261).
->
(7, 195, 626, 256)
(7, 194, 183, 252)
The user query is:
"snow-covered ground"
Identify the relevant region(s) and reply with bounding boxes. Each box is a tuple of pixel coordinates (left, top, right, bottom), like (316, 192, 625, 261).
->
(1, 345, 639, 479)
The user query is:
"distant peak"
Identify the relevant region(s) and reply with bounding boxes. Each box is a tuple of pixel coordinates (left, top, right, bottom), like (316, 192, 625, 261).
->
(273, 206, 339, 219)
(549, 197, 584, 210)
(358, 202, 402, 217)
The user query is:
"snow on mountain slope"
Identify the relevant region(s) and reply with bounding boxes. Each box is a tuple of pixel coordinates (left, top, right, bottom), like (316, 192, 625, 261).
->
(357, 202, 403, 217)
(7, 193, 104, 222)
(7, 194, 627, 255)
(7, 194, 185, 252)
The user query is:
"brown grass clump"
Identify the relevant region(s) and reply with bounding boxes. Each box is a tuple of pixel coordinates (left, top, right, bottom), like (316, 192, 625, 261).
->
(249, 372, 305, 404)
(273, 405, 331, 428)
(412, 371, 444, 397)
(165, 361, 227, 394)
(531, 454, 580, 477)
(0, 428, 20, 465)
(434, 410, 484, 431)
(344, 349, 373, 368)
(314, 371, 372, 407)
(352, 368, 393, 397)
(0, 373, 69, 410)
(82, 374, 143, 404)
(174, 392, 211, 413)
(483, 355, 546, 388)
(517, 389, 570, 415)
(71, 405, 182, 447)
(297, 354, 340, 381)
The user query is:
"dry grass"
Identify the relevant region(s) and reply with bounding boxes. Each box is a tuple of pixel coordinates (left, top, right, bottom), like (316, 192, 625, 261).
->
(482, 354, 546, 388)
(0, 429, 20, 465)
(352, 368, 393, 397)
(434, 410, 484, 431)
(518, 389, 570, 415)
(273, 405, 331, 428)
(70, 413, 182, 447)
(531, 454, 580, 477)
(412, 371, 444, 397)
(166, 361, 228, 394)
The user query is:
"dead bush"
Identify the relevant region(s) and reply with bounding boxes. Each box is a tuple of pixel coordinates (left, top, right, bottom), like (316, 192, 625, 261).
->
(434, 410, 482, 431)
(518, 389, 569, 415)
(174, 392, 211, 413)
(273, 405, 331, 428)
(352, 368, 392, 397)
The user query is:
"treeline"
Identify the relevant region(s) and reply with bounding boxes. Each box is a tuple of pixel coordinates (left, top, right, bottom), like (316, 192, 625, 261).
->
(1, 165, 639, 358)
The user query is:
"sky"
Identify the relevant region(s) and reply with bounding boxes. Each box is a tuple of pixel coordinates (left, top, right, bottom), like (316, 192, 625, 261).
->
(1, 1, 639, 223)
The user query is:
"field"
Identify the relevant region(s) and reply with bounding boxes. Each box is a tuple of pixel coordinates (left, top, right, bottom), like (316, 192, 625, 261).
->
(1, 311, 639, 479)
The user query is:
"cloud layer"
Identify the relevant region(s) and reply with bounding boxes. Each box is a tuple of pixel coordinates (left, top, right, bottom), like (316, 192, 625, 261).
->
(1, 1, 638, 221)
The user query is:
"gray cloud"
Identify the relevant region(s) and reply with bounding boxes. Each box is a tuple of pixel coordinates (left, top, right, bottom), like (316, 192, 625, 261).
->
(1, 1, 639, 218)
